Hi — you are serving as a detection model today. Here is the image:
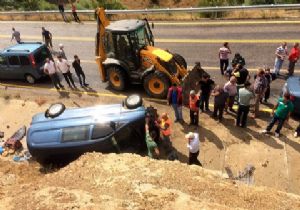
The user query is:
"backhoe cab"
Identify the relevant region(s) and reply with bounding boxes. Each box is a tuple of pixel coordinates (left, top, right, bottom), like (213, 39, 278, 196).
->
(95, 8, 191, 98)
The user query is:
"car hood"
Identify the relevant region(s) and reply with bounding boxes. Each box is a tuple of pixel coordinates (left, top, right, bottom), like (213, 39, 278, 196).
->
(287, 76, 300, 96)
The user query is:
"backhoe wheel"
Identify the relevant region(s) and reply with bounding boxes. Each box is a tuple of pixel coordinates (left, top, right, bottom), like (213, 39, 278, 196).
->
(107, 66, 126, 91)
(144, 72, 170, 99)
(173, 53, 187, 69)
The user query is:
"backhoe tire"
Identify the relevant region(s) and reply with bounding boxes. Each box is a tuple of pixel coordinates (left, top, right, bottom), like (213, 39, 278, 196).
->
(173, 53, 187, 69)
(143, 72, 170, 99)
(107, 66, 126, 91)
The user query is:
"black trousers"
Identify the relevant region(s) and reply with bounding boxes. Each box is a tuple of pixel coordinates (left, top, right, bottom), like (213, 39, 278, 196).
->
(236, 105, 250, 127)
(213, 104, 225, 120)
(63, 71, 76, 88)
(49, 73, 63, 89)
(200, 93, 210, 111)
(220, 59, 229, 75)
(296, 124, 300, 135)
(288, 61, 296, 76)
(76, 70, 87, 86)
(190, 110, 199, 125)
(266, 115, 285, 134)
(189, 151, 202, 166)
(72, 11, 80, 22)
(264, 86, 270, 101)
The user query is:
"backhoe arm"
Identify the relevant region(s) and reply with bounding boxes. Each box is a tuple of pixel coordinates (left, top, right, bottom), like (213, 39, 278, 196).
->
(95, 7, 110, 82)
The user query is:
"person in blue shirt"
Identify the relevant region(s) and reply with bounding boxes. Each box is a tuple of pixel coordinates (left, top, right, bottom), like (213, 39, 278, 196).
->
(167, 83, 183, 123)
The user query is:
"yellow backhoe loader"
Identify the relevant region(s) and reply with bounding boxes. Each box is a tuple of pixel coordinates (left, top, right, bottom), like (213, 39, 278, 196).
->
(95, 8, 204, 100)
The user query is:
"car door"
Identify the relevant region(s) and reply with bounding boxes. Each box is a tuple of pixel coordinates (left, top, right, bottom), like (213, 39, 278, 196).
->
(7, 55, 22, 79)
(0, 55, 9, 79)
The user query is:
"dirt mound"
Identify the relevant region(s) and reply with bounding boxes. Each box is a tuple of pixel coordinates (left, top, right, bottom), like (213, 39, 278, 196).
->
(1, 153, 300, 210)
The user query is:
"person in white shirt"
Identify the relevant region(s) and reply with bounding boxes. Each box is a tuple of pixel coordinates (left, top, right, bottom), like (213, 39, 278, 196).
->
(219, 42, 231, 75)
(273, 42, 288, 75)
(56, 55, 76, 89)
(43, 58, 64, 90)
(186, 132, 202, 166)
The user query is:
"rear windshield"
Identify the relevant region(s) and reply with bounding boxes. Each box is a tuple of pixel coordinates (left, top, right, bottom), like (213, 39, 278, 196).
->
(34, 47, 50, 64)
(19, 56, 30, 65)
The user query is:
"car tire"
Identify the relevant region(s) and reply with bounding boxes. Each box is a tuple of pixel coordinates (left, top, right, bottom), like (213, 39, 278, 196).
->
(25, 74, 36, 84)
(45, 103, 66, 118)
(124, 94, 143, 109)
(173, 53, 187, 69)
(107, 66, 126, 91)
(143, 72, 170, 99)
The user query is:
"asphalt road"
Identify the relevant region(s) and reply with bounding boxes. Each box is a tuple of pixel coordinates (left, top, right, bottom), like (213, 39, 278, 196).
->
(0, 20, 299, 100)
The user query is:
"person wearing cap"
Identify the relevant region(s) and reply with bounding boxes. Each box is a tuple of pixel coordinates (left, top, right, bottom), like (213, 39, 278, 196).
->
(189, 90, 200, 126)
(167, 83, 183, 122)
(157, 113, 172, 153)
(236, 81, 254, 128)
(262, 92, 294, 138)
(186, 132, 202, 166)
(56, 55, 77, 89)
(58, 43, 67, 60)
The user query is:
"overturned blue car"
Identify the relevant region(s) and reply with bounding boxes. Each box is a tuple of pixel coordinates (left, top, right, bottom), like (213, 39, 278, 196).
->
(27, 95, 148, 163)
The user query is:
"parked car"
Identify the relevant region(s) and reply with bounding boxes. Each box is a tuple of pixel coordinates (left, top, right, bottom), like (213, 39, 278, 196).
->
(282, 76, 300, 115)
(27, 95, 148, 163)
(0, 42, 51, 84)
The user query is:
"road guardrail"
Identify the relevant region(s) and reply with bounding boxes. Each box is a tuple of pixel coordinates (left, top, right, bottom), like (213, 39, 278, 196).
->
(0, 4, 300, 15)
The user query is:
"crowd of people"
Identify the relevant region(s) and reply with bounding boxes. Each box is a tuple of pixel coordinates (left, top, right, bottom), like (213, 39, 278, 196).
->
(144, 41, 300, 166)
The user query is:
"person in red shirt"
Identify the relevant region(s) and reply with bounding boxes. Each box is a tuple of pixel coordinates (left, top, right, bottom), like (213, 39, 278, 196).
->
(288, 42, 299, 76)
(71, 2, 81, 23)
(189, 90, 200, 126)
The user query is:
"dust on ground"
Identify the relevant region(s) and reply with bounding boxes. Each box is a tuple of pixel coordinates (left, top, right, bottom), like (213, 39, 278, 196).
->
(1, 87, 300, 209)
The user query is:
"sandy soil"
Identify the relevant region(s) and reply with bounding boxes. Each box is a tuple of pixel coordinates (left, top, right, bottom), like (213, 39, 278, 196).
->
(1, 87, 300, 209)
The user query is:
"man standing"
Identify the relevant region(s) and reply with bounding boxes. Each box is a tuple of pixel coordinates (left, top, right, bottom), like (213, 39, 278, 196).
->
(42, 27, 53, 49)
(58, 0, 68, 22)
(186, 132, 202, 166)
(236, 81, 254, 128)
(157, 113, 172, 154)
(167, 83, 183, 122)
(294, 124, 300, 138)
(72, 55, 88, 88)
(71, 2, 81, 23)
(189, 90, 200, 126)
(56, 55, 76, 89)
(262, 92, 294, 138)
(224, 76, 237, 113)
(211, 85, 228, 122)
(253, 69, 268, 118)
(263, 68, 272, 103)
(44, 58, 64, 90)
(58, 43, 67, 60)
(11, 28, 21, 44)
(219, 42, 231, 75)
(198, 74, 215, 112)
(273, 42, 288, 76)
(288, 42, 299, 76)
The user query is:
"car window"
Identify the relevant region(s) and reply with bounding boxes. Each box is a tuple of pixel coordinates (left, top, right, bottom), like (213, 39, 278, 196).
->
(8, 56, 20, 66)
(0, 56, 6, 65)
(19, 56, 30, 65)
(62, 126, 90, 142)
(34, 47, 50, 64)
(91, 123, 114, 139)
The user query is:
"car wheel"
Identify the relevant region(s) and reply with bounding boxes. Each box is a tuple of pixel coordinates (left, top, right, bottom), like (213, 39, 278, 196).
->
(45, 103, 66, 118)
(173, 53, 187, 69)
(25, 74, 36, 84)
(107, 66, 127, 91)
(124, 94, 143, 109)
(143, 72, 170, 99)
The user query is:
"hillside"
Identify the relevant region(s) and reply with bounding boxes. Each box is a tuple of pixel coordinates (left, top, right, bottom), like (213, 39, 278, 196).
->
(1, 153, 300, 210)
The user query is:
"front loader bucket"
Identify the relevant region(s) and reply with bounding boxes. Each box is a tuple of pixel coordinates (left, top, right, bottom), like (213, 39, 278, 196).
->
(181, 62, 206, 106)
